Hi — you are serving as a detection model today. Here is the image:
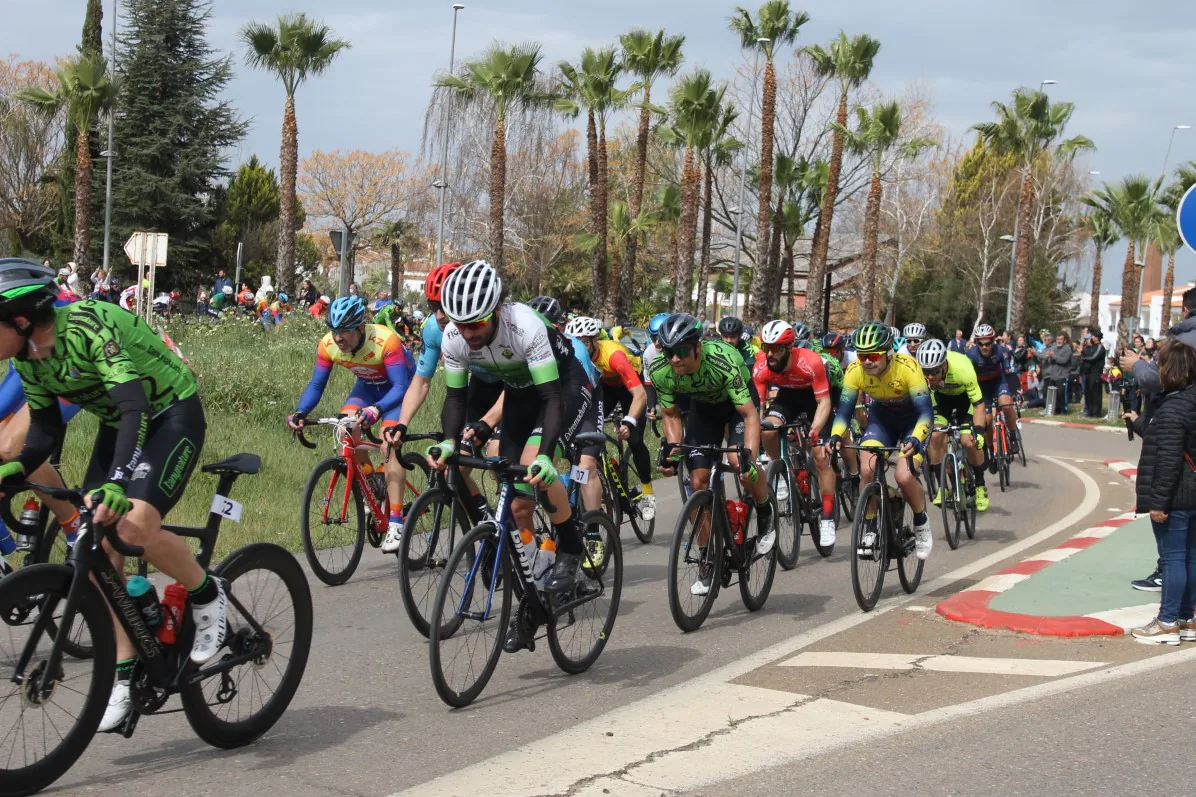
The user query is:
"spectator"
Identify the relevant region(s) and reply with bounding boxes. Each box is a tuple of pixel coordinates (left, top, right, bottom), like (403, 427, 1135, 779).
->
(1042, 331, 1072, 414)
(348, 282, 360, 297)
(948, 329, 967, 354)
(196, 287, 209, 317)
(254, 276, 274, 304)
(41, 258, 51, 269)
(1128, 338, 1196, 644)
(372, 290, 392, 315)
(1024, 368, 1045, 408)
(1081, 329, 1107, 417)
(297, 279, 319, 308)
(213, 269, 233, 296)
(698, 311, 712, 336)
(1144, 336, 1157, 361)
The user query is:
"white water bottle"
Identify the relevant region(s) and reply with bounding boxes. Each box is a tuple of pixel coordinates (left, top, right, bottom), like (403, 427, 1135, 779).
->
(514, 528, 537, 576)
(532, 538, 557, 590)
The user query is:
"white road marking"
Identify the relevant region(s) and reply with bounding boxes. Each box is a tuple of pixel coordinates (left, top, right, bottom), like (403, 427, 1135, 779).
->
(1086, 604, 1158, 629)
(918, 655, 1104, 677)
(779, 651, 922, 669)
(905, 605, 932, 611)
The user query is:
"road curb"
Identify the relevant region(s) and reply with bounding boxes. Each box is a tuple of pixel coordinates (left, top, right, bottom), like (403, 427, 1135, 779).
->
(1105, 459, 1138, 483)
(1021, 417, 1124, 434)
(936, 512, 1145, 637)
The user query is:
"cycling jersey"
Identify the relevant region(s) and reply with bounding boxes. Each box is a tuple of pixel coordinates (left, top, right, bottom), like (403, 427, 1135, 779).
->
(441, 302, 577, 390)
(296, 324, 411, 417)
(414, 314, 501, 384)
(831, 353, 933, 444)
(592, 339, 643, 389)
(733, 341, 759, 369)
(818, 351, 845, 391)
(967, 344, 1015, 385)
(641, 341, 659, 384)
(751, 347, 830, 400)
(375, 304, 416, 338)
(932, 351, 985, 405)
(648, 339, 754, 409)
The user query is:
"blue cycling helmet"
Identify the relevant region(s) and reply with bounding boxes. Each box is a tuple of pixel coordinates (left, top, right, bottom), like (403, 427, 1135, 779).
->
(648, 312, 670, 337)
(327, 295, 366, 331)
(278, 292, 289, 303)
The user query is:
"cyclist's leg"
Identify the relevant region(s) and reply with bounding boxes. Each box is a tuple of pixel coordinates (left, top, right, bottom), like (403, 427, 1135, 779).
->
(762, 388, 799, 462)
(577, 386, 604, 512)
(856, 416, 895, 505)
(682, 404, 718, 547)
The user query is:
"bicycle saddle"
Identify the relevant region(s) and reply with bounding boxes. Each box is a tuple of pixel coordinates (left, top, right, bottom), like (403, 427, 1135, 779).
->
(201, 453, 261, 476)
(573, 432, 608, 447)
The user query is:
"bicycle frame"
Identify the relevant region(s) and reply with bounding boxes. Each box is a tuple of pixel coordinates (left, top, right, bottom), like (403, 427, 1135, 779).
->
(673, 443, 757, 574)
(843, 444, 916, 554)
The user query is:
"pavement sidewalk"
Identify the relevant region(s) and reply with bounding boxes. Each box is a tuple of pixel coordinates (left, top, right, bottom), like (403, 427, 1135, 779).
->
(937, 512, 1159, 637)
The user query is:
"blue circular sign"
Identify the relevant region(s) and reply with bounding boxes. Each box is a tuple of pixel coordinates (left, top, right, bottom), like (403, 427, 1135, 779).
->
(1178, 183, 1196, 253)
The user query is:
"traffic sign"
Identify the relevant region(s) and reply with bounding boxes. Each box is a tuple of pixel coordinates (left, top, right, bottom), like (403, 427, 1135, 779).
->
(123, 232, 169, 268)
(1177, 184, 1196, 253)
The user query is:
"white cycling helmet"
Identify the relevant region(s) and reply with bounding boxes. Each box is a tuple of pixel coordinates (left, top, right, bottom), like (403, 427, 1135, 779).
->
(916, 338, 948, 370)
(760, 319, 796, 345)
(441, 259, 502, 323)
(973, 323, 996, 340)
(221, 285, 233, 295)
(903, 322, 926, 340)
(565, 315, 601, 338)
(412, 309, 425, 322)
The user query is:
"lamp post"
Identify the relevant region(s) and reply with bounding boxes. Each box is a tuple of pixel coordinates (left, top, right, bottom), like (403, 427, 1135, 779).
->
(434, 4, 465, 271)
(1162, 124, 1190, 178)
(100, 0, 118, 277)
(1039, 79, 1057, 92)
(730, 37, 768, 318)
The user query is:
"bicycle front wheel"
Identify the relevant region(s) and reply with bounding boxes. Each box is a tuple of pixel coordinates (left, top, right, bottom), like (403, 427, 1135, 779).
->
(0, 564, 115, 797)
(548, 510, 622, 674)
(181, 543, 314, 749)
(767, 460, 799, 570)
(896, 499, 925, 595)
(850, 483, 887, 612)
(620, 458, 655, 545)
(739, 500, 778, 612)
(397, 488, 468, 638)
(300, 457, 365, 586)
(429, 523, 512, 708)
(667, 489, 722, 632)
(939, 454, 961, 551)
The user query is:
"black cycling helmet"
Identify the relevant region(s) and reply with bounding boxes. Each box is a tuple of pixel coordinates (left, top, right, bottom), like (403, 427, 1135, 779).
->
(792, 321, 812, 342)
(821, 331, 846, 351)
(527, 295, 565, 325)
(658, 313, 703, 349)
(0, 258, 58, 334)
(718, 315, 744, 337)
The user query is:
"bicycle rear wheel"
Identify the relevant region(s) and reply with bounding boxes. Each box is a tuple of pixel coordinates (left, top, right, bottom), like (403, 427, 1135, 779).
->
(397, 488, 468, 638)
(767, 460, 799, 570)
(938, 454, 961, 551)
(896, 500, 925, 594)
(739, 501, 778, 612)
(666, 490, 722, 632)
(620, 457, 655, 545)
(300, 457, 365, 586)
(548, 511, 622, 674)
(0, 564, 115, 796)
(806, 456, 832, 558)
(181, 543, 313, 749)
(429, 523, 511, 708)
(850, 483, 887, 612)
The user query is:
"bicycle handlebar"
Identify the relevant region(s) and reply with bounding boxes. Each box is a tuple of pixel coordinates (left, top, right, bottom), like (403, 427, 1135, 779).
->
(1, 481, 145, 557)
(292, 416, 383, 449)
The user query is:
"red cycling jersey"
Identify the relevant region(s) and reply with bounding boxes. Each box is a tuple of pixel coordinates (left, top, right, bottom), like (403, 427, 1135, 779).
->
(752, 347, 830, 400)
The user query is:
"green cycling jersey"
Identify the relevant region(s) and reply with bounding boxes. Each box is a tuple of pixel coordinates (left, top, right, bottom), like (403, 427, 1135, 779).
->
(647, 339, 754, 408)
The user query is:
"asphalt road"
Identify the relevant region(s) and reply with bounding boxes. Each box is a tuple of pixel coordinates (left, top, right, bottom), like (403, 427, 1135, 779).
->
(48, 424, 1144, 796)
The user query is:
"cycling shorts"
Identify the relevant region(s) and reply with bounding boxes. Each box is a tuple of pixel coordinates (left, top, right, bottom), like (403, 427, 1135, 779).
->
(83, 394, 205, 517)
(683, 400, 746, 471)
(500, 365, 594, 494)
(859, 407, 921, 450)
(766, 387, 837, 442)
(932, 391, 974, 428)
(978, 377, 1011, 407)
(578, 384, 605, 459)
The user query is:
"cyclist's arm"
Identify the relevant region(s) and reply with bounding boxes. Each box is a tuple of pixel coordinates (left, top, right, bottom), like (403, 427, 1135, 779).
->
(831, 364, 862, 439)
(396, 374, 432, 429)
(736, 399, 761, 461)
(525, 324, 565, 458)
(480, 390, 504, 430)
(296, 342, 334, 415)
(661, 406, 683, 446)
(810, 395, 832, 442)
(607, 349, 647, 420)
(372, 336, 412, 414)
(908, 370, 934, 445)
(440, 331, 471, 445)
(14, 404, 64, 475)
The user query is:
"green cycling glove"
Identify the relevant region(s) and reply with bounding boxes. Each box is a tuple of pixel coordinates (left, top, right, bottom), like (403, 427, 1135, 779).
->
(529, 454, 559, 486)
(0, 461, 25, 488)
(427, 440, 455, 462)
(91, 482, 132, 517)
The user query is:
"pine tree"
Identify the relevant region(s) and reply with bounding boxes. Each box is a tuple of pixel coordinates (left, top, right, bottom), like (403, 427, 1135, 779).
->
(109, 0, 246, 287)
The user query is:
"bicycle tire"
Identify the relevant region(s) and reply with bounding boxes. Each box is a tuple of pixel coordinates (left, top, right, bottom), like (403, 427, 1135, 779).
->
(675, 455, 691, 502)
(27, 521, 93, 660)
(837, 461, 857, 523)
(768, 460, 799, 570)
(181, 543, 313, 749)
(300, 457, 366, 586)
(666, 489, 722, 633)
(0, 564, 116, 797)
(850, 482, 887, 612)
(548, 510, 622, 674)
(805, 454, 832, 558)
(620, 456, 655, 545)
(1016, 428, 1028, 467)
(598, 467, 623, 531)
(896, 498, 925, 594)
(397, 488, 469, 638)
(739, 499, 778, 612)
(963, 466, 977, 541)
(939, 454, 960, 551)
(428, 523, 511, 708)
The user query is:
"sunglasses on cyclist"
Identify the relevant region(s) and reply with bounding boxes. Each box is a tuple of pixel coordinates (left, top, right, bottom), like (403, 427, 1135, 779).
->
(977, 339, 995, 347)
(456, 312, 494, 331)
(762, 342, 790, 355)
(924, 366, 944, 378)
(858, 351, 887, 364)
(663, 344, 695, 360)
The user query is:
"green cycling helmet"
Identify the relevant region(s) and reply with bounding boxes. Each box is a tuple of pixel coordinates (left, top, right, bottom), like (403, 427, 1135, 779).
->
(852, 321, 894, 353)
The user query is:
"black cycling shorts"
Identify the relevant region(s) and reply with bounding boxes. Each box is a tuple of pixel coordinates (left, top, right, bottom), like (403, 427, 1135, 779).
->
(500, 365, 595, 492)
(578, 384, 605, 459)
(932, 392, 974, 427)
(683, 400, 746, 471)
(766, 387, 835, 441)
(83, 394, 206, 517)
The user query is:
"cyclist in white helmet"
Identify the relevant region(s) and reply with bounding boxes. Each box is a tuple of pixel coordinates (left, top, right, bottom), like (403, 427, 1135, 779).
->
(916, 338, 991, 512)
(902, 322, 927, 356)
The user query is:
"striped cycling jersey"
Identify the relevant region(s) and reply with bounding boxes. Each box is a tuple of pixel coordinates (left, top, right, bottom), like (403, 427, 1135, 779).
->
(297, 324, 411, 415)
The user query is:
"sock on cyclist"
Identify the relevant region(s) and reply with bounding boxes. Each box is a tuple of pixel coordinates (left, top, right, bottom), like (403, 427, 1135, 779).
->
(554, 513, 584, 556)
(389, 510, 404, 526)
(755, 497, 772, 529)
(62, 510, 81, 545)
(972, 464, 986, 487)
(640, 482, 654, 496)
(913, 510, 928, 526)
(0, 523, 14, 556)
(116, 657, 135, 682)
(189, 574, 218, 605)
(821, 494, 834, 520)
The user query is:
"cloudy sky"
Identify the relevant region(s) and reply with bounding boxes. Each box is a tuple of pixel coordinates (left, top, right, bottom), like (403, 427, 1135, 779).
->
(5, 0, 1195, 292)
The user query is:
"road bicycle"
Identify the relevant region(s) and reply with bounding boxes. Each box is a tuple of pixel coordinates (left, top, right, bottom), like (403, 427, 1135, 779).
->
(990, 407, 1013, 492)
(934, 422, 977, 550)
(0, 454, 312, 797)
(844, 444, 925, 612)
(666, 442, 778, 633)
(597, 418, 654, 544)
(764, 417, 838, 568)
(427, 435, 622, 708)
(296, 416, 430, 585)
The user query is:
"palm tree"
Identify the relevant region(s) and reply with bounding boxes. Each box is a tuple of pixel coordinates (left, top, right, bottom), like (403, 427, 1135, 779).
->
(1149, 212, 1182, 336)
(1085, 175, 1158, 342)
(804, 32, 881, 325)
(619, 29, 685, 301)
(652, 183, 683, 279)
(661, 70, 724, 314)
(1080, 208, 1118, 330)
(730, 2, 809, 323)
(241, 14, 349, 294)
(759, 152, 798, 317)
(374, 219, 417, 300)
(793, 158, 828, 320)
(19, 54, 117, 271)
(608, 200, 658, 318)
(973, 88, 1094, 333)
(697, 102, 741, 317)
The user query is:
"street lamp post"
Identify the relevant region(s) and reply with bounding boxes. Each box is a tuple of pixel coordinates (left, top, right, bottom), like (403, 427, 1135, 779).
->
(100, 0, 118, 278)
(1161, 124, 1190, 178)
(730, 37, 768, 318)
(434, 4, 465, 271)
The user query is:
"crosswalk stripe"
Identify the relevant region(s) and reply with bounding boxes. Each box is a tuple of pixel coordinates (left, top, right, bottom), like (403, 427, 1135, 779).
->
(779, 651, 1106, 677)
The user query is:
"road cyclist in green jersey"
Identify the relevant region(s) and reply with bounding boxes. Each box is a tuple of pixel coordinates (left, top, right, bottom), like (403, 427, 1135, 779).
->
(0, 259, 226, 733)
(717, 315, 759, 369)
(649, 313, 774, 597)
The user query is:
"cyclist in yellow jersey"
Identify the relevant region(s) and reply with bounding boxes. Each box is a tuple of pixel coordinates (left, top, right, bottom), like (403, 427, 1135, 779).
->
(915, 339, 991, 512)
(828, 322, 934, 560)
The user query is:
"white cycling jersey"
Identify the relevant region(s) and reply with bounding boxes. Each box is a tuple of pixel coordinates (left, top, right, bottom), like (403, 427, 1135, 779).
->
(641, 341, 659, 385)
(441, 302, 576, 390)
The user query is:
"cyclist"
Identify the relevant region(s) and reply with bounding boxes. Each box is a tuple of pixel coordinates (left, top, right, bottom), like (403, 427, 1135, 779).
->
(755, 320, 838, 548)
(891, 326, 911, 356)
(718, 316, 759, 369)
(567, 315, 655, 521)
(915, 338, 990, 512)
(0, 260, 225, 732)
(650, 313, 773, 596)
(967, 323, 1021, 459)
(288, 296, 413, 553)
(429, 261, 599, 652)
(903, 322, 927, 357)
(643, 312, 669, 424)
(828, 321, 934, 560)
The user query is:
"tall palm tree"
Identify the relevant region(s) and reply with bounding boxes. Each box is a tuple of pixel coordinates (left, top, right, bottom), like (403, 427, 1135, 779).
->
(697, 102, 741, 317)
(1149, 212, 1181, 336)
(608, 200, 658, 318)
(804, 32, 881, 325)
(973, 88, 1094, 333)
(374, 219, 416, 300)
(1080, 208, 1119, 330)
(793, 158, 828, 320)
(1085, 175, 1158, 342)
(661, 70, 724, 314)
(652, 183, 683, 280)
(241, 14, 349, 295)
(620, 29, 685, 301)
(762, 152, 798, 316)
(19, 54, 117, 271)
(730, 2, 809, 324)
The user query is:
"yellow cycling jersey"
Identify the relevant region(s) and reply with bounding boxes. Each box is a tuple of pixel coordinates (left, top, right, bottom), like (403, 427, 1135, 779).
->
(931, 351, 984, 405)
(592, 338, 643, 387)
(832, 353, 933, 442)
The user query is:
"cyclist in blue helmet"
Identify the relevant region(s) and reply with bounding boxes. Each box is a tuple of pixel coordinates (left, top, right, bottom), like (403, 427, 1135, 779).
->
(644, 312, 672, 423)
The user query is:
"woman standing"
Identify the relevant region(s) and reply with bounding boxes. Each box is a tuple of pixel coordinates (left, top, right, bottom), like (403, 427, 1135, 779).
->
(1130, 339, 1196, 644)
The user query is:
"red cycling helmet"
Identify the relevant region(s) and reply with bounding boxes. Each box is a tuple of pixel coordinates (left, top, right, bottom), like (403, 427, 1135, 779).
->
(424, 262, 462, 302)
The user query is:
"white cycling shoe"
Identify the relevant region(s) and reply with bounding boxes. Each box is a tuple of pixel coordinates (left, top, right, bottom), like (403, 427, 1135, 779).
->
(774, 479, 790, 502)
(819, 519, 836, 548)
(914, 519, 933, 561)
(381, 520, 404, 553)
(98, 680, 131, 733)
(190, 579, 228, 664)
(637, 494, 657, 521)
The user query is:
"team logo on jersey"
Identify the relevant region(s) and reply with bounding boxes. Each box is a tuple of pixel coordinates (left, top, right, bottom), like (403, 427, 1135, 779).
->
(103, 340, 120, 360)
(131, 462, 152, 481)
(731, 374, 744, 390)
(364, 352, 375, 361)
(887, 380, 906, 394)
(501, 348, 514, 359)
